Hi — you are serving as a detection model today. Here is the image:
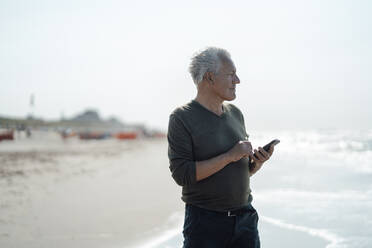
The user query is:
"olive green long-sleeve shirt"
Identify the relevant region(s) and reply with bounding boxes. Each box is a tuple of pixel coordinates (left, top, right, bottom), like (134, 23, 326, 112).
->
(167, 100, 252, 211)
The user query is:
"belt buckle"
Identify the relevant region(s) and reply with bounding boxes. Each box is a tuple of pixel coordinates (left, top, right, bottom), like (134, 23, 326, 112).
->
(227, 211, 236, 217)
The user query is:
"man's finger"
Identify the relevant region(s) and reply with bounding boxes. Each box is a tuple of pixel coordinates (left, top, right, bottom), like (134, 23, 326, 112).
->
(244, 149, 253, 157)
(258, 147, 269, 158)
(249, 154, 259, 163)
(254, 149, 265, 161)
(269, 145, 274, 155)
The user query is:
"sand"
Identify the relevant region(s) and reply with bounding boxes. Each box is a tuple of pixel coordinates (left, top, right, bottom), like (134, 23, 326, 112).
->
(0, 131, 331, 248)
(0, 131, 183, 248)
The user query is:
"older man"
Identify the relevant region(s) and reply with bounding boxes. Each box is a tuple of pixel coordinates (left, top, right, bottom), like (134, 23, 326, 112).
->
(167, 47, 275, 248)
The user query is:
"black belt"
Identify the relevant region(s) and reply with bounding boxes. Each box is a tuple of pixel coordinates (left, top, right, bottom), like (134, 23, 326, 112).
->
(190, 204, 255, 217)
(226, 208, 249, 217)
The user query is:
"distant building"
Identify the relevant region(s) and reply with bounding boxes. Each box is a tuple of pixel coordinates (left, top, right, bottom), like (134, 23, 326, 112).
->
(71, 110, 101, 122)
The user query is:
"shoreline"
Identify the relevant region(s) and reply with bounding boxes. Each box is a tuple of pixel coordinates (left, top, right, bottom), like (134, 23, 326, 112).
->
(261, 215, 343, 248)
(0, 134, 335, 248)
(131, 211, 332, 248)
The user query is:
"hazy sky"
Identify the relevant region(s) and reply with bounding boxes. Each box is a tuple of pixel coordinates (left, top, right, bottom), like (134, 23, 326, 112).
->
(1, 0, 371, 130)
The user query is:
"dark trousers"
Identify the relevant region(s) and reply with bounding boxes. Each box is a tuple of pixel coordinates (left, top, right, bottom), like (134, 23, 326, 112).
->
(183, 204, 260, 248)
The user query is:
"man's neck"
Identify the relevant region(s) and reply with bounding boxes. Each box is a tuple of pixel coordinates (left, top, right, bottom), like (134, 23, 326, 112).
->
(195, 93, 224, 116)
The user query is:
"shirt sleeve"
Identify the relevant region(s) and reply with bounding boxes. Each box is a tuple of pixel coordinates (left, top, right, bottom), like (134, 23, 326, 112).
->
(167, 114, 197, 186)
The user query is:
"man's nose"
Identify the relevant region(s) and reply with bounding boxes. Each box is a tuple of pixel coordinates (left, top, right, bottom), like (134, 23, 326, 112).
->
(233, 75, 240, 84)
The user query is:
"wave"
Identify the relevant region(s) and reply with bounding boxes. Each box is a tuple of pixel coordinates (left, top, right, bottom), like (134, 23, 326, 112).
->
(134, 212, 183, 248)
(255, 189, 372, 248)
(249, 129, 372, 153)
(261, 216, 345, 248)
(138, 228, 181, 248)
(249, 129, 372, 173)
(135, 212, 345, 248)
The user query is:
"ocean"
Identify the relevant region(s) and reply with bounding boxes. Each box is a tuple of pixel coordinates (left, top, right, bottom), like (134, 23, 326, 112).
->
(135, 129, 372, 248)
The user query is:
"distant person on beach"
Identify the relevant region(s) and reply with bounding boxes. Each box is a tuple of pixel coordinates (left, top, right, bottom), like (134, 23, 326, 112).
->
(167, 47, 276, 248)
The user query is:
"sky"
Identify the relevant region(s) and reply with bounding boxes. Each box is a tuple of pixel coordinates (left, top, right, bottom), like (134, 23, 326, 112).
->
(1, 0, 371, 131)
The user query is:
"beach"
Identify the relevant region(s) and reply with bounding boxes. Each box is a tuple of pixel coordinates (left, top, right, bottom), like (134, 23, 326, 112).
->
(1, 129, 372, 248)
(0, 132, 183, 248)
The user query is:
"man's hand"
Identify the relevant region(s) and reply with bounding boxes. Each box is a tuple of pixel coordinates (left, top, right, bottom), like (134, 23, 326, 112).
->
(195, 140, 253, 182)
(249, 145, 274, 175)
(227, 141, 253, 162)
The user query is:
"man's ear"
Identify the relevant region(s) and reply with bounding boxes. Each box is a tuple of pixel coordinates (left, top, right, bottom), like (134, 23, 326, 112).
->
(204, 72, 214, 84)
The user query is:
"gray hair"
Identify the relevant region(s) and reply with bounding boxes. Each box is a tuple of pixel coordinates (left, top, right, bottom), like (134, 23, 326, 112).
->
(189, 47, 231, 85)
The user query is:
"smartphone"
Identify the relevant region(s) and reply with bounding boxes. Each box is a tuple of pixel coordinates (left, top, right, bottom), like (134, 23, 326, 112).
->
(262, 139, 280, 152)
(253, 139, 280, 159)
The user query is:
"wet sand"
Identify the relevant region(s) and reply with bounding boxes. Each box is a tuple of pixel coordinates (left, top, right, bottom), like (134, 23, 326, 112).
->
(0, 132, 183, 248)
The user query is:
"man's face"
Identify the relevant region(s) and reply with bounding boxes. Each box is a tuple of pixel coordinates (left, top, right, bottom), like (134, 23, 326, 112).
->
(211, 59, 240, 101)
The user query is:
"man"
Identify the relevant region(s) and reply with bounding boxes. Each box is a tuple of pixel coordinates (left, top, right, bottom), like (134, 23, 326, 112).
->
(167, 47, 276, 248)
